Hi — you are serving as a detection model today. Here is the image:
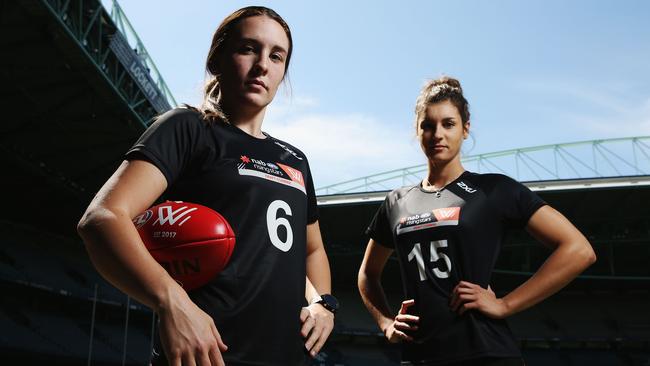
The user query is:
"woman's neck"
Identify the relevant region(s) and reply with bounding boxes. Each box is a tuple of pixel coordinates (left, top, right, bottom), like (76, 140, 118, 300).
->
(425, 159, 465, 189)
(221, 102, 267, 139)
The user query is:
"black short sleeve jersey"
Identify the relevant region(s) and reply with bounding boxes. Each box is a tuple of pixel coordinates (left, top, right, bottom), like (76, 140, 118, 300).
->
(366, 171, 545, 365)
(126, 108, 318, 365)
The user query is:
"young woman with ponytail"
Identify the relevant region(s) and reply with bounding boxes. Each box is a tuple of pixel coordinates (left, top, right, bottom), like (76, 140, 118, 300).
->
(358, 76, 596, 365)
(78, 7, 335, 366)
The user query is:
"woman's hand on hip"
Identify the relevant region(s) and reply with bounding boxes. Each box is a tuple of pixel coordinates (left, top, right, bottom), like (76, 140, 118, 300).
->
(158, 287, 228, 366)
(450, 281, 510, 319)
(384, 299, 419, 343)
(300, 303, 334, 358)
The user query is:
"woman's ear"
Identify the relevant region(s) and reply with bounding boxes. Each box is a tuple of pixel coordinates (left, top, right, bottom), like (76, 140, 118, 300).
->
(463, 121, 471, 139)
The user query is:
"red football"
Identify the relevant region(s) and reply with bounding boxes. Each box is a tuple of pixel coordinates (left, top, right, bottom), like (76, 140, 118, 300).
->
(132, 201, 235, 291)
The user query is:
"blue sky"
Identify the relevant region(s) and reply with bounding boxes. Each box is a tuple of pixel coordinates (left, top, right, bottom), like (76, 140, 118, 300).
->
(105, 0, 650, 188)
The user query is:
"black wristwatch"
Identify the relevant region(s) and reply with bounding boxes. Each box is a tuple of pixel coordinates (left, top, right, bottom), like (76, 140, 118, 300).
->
(313, 294, 339, 315)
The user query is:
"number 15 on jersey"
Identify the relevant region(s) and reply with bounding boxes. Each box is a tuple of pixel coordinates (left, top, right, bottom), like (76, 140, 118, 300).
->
(407, 240, 452, 280)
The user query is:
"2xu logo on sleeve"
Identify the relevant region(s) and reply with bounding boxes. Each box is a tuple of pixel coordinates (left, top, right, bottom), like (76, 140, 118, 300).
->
(456, 181, 476, 193)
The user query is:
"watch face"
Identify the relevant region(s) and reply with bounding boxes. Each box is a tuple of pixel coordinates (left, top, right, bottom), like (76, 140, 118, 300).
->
(321, 294, 339, 311)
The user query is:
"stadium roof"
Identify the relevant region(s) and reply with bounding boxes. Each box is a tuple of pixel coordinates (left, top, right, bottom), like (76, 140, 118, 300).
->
(1, 0, 174, 236)
(316, 136, 650, 196)
(318, 174, 650, 206)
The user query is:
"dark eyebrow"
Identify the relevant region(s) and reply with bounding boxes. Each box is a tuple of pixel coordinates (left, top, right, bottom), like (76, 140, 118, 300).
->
(421, 117, 455, 124)
(272, 45, 288, 55)
(239, 37, 287, 54)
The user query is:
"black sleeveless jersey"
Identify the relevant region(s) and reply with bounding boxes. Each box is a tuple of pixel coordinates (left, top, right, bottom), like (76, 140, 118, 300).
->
(127, 108, 318, 365)
(367, 171, 545, 365)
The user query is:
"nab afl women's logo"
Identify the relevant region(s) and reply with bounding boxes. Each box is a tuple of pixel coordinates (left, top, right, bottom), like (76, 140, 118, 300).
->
(133, 210, 153, 228)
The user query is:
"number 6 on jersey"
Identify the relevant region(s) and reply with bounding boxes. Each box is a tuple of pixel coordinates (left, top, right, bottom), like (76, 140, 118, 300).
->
(266, 200, 293, 252)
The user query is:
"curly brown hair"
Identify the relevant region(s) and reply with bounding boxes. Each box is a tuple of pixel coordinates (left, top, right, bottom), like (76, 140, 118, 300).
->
(414, 76, 470, 135)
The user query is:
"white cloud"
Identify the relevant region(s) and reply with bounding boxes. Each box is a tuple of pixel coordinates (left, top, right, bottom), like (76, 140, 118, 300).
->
(265, 108, 425, 188)
(265, 94, 319, 117)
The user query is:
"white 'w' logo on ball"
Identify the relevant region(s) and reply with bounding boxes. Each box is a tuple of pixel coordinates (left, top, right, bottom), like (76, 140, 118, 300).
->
(154, 205, 198, 226)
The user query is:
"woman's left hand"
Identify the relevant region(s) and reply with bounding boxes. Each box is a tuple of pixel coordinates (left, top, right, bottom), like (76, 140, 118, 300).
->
(300, 303, 334, 357)
(450, 281, 510, 319)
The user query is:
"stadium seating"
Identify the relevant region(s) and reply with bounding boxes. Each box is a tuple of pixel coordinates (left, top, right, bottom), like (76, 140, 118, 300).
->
(0, 221, 153, 365)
